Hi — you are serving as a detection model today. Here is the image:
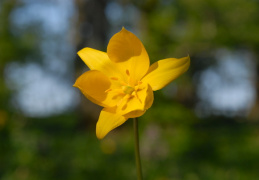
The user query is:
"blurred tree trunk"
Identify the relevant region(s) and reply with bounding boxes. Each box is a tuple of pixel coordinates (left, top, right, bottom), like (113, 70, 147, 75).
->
(0, 0, 23, 177)
(0, 0, 17, 109)
(74, 0, 109, 127)
(249, 55, 259, 121)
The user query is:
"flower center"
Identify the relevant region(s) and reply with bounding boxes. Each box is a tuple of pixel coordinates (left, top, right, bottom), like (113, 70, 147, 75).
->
(122, 86, 135, 95)
(105, 69, 144, 106)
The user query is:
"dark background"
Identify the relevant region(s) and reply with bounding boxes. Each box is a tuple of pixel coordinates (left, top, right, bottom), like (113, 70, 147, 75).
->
(1, 0, 259, 179)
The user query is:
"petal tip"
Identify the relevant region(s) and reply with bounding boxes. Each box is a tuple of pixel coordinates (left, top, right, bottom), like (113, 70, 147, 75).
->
(73, 79, 79, 88)
(96, 132, 105, 140)
(77, 47, 89, 56)
(187, 55, 191, 60)
(119, 26, 130, 34)
(96, 108, 129, 140)
(184, 55, 191, 69)
(96, 123, 108, 140)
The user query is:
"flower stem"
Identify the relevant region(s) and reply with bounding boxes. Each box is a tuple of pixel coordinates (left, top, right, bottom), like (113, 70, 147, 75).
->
(133, 118, 143, 180)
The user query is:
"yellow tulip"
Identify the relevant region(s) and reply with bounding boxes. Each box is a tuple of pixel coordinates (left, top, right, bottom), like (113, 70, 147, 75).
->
(74, 27, 190, 139)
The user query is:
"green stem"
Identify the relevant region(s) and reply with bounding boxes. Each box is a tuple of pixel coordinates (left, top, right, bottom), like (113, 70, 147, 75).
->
(133, 118, 143, 180)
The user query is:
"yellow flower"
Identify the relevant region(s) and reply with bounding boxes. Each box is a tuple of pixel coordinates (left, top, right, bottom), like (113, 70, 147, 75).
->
(74, 28, 190, 139)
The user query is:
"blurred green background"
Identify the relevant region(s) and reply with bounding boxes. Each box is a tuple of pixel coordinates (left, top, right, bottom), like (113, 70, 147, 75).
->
(1, 0, 259, 179)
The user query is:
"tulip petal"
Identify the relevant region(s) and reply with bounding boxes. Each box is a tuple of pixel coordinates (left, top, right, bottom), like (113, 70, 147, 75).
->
(107, 28, 150, 83)
(142, 56, 190, 91)
(78, 48, 122, 78)
(144, 84, 154, 110)
(74, 70, 122, 107)
(96, 107, 128, 139)
(124, 110, 145, 119)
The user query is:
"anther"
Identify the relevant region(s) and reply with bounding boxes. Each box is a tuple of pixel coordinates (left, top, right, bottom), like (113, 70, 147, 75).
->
(126, 69, 130, 76)
(105, 89, 112, 93)
(110, 77, 119, 80)
(135, 92, 142, 104)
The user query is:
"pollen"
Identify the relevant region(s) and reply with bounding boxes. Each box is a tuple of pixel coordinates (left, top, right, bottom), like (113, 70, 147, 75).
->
(126, 69, 130, 76)
(110, 77, 119, 80)
(105, 89, 112, 93)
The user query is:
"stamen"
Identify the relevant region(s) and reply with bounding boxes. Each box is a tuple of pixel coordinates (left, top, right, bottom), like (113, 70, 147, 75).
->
(135, 81, 143, 91)
(105, 89, 112, 93)
(108, 89, 125, 94)
(117, 94, 134, 107)
(117, 94, 129, 106)
(135, 91, 142, 104)
(126, 69, 130, 76)
(119, 81, 128, 86)
(110, 77, 119, 80)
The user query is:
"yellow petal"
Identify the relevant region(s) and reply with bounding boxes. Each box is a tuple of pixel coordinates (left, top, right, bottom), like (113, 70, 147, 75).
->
(121, 84, 153, 118)
(107, 27, 150, 83)
(73, 70, 122, 107)
(96, 107, 128, 139)
(116, 83, 154, 116)
(124, 110, 145, 119)
(78, 47, 121, 78)
(144, 84, 154, 110)
(142, 56, 190, 91)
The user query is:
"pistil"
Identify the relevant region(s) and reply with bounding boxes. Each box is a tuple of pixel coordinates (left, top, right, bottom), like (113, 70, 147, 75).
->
(122, 85, 135, 95)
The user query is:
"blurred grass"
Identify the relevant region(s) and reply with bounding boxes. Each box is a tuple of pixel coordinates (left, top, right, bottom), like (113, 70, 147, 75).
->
(1, 103, 259, 179)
